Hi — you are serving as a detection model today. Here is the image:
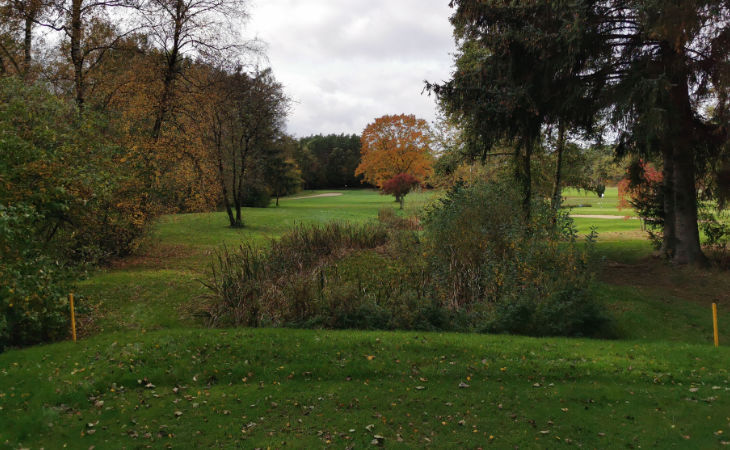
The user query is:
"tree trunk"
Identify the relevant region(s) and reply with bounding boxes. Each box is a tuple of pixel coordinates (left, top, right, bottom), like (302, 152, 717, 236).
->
(660, 145, 676, 258)
(666, 47, 706, 266)
(70, 0, 84, 111)
(214, 132, 236, 227)
(551, 122, 566, 211)
(276, 194, 279, 207)
(233, 140, 249, 228)
(23, 15, 32, 77)
(399, 196, 404, 210)
(152, 71, 175, 140)
(672, 143, 706, 265)
(521, 139, 533, 220)
(152, 0, 183, 141)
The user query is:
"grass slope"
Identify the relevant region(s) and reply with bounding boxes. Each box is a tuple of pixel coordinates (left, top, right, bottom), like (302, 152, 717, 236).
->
(2, 188, 729, 448)
(2, 329, 729, 448)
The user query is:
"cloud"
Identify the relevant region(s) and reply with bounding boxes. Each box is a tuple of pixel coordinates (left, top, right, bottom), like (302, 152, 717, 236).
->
(246, 0, 456, 136)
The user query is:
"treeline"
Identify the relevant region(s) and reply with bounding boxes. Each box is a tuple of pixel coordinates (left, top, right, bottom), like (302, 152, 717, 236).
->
(295, 134, 367, 189)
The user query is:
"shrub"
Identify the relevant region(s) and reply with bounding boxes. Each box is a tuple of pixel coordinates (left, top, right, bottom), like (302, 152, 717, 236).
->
(381, 173, 421, 209)
(201, 222, 389, 327)
(0, 205, 75, 351)
(0, 77, 153, 262)
(241, 184, 272, 208)
(422, 181, 604, 337)
(203, 182, 607, 337)
(377, 208, 420, 230)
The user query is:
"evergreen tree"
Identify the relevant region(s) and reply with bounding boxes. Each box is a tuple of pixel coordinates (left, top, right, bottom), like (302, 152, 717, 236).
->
(431, 0, 729, 264)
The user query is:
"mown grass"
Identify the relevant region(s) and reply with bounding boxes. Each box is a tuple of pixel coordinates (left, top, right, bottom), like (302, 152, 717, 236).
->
(2, 329, 729, 448)
(2, 188, 730, 448)
(562, 186, 629, 216)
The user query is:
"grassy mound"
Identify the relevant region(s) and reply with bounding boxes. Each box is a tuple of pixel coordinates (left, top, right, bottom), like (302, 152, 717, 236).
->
(1, 329, 728, 448)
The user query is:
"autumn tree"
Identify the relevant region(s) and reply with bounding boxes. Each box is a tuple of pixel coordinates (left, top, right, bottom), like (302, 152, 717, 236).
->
(382, 173, 420, 210)
(0, 0, 51, 78)
(139, 0, 254, 141)
(355, 114, 434, 190)
(203, 67, 288, 227)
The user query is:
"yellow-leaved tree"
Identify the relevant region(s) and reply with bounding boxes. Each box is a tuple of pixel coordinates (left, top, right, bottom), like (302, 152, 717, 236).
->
(355, 114, 434, 188)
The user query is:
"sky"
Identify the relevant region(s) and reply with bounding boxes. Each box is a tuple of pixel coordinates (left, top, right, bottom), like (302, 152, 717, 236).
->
(246, 0, 457, 137)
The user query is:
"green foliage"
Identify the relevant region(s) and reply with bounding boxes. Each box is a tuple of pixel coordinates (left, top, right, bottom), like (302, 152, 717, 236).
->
(0, 77, 151, 349)
(295, 134, 363, 189)
(0, 205, 74, 351)
(423, 182, 605, 336)
(205, 184, 605, 337)
(0, 77, 151, 260)
(263, 136, 303, 205)
(240, 184, 272, 208)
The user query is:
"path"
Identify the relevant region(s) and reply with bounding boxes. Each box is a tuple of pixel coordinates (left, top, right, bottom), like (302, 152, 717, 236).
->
(288, 192, 344, 200)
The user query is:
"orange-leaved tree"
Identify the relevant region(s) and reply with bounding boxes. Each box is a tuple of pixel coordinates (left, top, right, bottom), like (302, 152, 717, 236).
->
(355, 114, 434, 188)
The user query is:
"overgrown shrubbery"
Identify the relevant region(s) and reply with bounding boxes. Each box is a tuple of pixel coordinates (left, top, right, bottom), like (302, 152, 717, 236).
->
(0, 205, 75, 351)
(423, 182, 604, 336)
(203, 182, 606, 337)
(201, 222, 389, 327)
(0, 78, 153, 350)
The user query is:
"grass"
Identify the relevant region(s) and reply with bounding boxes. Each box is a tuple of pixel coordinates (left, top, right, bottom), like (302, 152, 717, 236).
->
(1, 330, 729, 448)
(2, 188, 730, 448)
(562, 186, 630, 216)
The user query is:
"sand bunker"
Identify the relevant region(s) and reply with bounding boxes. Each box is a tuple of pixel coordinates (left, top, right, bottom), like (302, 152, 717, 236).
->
(288, 192, 344, 200)
(570, 214, 639, 220)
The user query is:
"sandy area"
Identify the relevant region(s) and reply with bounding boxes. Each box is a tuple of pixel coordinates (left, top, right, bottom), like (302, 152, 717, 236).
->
(288, 192, 344, 200)
(570, 214, 639, 220)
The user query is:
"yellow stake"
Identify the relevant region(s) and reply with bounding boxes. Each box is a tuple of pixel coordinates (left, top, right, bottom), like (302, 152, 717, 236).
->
(70, 293, 77, 343)
(713, 303, 719, 348)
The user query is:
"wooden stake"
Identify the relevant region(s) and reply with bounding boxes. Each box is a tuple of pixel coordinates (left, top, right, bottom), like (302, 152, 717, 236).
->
(70, 293, 77, 343)
(713, 303, 719, 348)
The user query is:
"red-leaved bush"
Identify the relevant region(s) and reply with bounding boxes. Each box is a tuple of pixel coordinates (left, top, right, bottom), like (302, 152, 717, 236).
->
(381, 173, 421, 209)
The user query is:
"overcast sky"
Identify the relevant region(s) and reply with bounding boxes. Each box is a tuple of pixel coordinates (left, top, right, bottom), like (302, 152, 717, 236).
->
(246, 0, 457, 137)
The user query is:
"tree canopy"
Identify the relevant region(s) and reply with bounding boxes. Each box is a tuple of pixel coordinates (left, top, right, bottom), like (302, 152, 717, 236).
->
(431, 0, 730, 264)
(355, 114, 434, 188)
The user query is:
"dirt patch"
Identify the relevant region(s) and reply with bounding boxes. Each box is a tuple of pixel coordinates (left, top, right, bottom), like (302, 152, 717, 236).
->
(600, 258, 730, 307)
(288, 193, 343, 200)
(107, 243, 203, 271)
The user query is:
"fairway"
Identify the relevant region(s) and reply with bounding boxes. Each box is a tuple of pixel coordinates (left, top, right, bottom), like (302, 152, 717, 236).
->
(1, 189, 729, 448)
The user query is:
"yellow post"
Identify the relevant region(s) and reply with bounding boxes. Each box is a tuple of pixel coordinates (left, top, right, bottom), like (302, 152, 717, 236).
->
(712, 303, 719, 348)
(69, 293, 77, 343)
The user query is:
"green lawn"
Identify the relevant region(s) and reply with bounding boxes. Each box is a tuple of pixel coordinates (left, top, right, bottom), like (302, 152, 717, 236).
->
(563, 186, 632, 216)
(2, 188, 729, 448)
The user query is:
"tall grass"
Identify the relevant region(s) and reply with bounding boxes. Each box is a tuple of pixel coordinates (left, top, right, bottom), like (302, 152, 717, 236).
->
(201, 222, 388, 327)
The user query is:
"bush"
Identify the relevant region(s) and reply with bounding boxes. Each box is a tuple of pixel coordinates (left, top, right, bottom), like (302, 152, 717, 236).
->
(377, 208, 420, 230)
(203, 182, 607, 337)
(241, 184, 272, 208)
(0, 77, 153, 262)
(422, 181, 605, 336)
(201, 222, 389, 327)
(0, 205, 74, 351)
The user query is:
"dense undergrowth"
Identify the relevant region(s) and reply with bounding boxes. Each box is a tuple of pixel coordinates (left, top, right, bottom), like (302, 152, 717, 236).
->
(202, 182, 607, 336)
